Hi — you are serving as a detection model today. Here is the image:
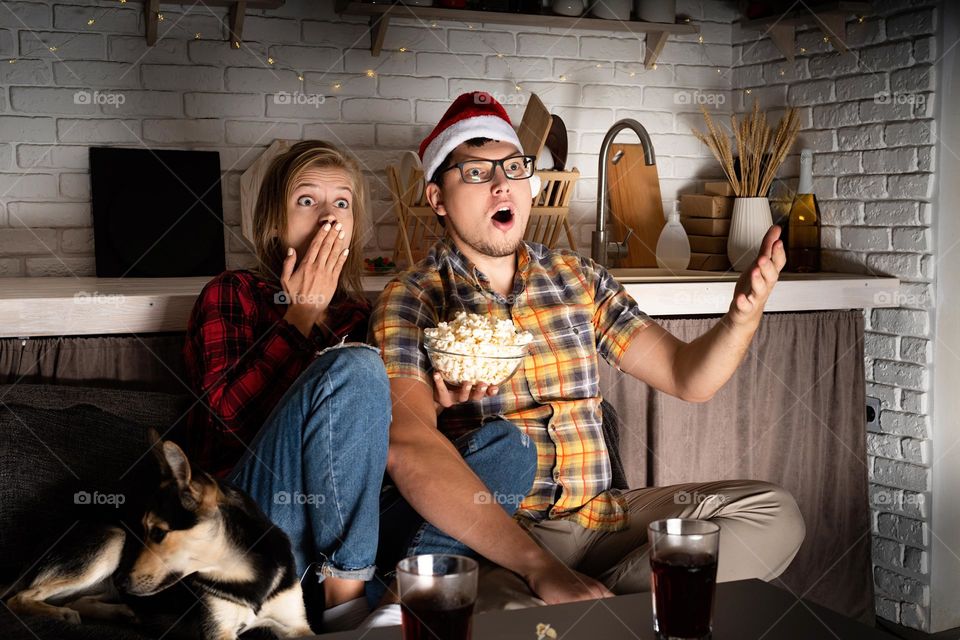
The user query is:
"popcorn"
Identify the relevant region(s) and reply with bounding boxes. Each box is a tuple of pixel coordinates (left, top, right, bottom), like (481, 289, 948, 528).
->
(424, 312, 533, 385)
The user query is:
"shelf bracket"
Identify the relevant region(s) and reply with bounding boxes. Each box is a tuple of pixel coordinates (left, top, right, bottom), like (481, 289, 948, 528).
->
(134, 0, 285, 47)
(144, 0, 159, 46)
(816, 12, 848, 53)
(644, 30, 669, 69)
(369, 12, 390, 57)
(739, 2, 869, 61)
(769, 23, 796, 62)
(229, 0, 247, 47)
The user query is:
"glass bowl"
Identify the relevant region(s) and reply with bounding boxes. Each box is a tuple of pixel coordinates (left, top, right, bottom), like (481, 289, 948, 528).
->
(424, 340, 527, 387)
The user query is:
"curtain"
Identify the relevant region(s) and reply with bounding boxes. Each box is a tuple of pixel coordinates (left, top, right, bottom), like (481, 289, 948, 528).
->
(0, 333, 188, 393)
(600, 309, 871, 620)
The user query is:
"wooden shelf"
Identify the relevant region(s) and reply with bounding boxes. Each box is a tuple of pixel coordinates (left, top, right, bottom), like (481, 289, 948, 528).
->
(0, 272, 899, 337)
(336, 1, 698, 68)
(739, 1, 872, 61)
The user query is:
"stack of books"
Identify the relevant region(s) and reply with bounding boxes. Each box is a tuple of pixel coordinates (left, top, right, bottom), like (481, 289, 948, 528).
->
(680, 181, 734, 271)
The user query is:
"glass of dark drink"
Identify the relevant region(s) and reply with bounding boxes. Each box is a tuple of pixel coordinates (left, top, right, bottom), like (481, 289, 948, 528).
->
(648, 518, 720, 640)
(397, 554, 479, 640)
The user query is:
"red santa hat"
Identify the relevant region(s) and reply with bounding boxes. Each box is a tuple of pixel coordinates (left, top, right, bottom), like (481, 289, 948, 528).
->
(418, 91, 541, 194)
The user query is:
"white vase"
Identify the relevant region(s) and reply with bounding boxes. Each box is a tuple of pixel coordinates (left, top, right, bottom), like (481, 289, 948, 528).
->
(727, 197, 772, 272)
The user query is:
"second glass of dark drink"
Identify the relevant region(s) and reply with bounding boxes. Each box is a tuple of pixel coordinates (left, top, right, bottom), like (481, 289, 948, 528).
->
(648, 518, 720, 640)
(397, 554, 479, 640)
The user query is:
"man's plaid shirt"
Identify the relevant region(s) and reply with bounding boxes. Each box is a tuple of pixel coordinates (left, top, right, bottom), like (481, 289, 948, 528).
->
(369, 237, 652, 531)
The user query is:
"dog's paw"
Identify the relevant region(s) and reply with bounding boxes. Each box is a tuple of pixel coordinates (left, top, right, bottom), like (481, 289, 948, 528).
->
(56, 607, 82, 625)
(116, 605, 139, 623)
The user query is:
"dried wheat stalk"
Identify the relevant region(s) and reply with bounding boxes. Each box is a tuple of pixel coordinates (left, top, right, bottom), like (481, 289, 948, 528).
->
(759, 108, 801, 197)
(691, 100, 801, 198)
(691, 108, 740, 195)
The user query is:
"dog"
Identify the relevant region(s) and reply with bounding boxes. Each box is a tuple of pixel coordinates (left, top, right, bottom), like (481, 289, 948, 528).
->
(3, 431, 314, 639)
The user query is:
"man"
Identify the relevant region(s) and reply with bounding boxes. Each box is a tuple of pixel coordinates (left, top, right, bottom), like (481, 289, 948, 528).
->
(368, 92, 805, 611)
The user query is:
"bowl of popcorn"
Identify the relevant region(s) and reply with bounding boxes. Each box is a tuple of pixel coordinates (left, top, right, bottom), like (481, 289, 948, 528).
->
(424, 312, 534, 386)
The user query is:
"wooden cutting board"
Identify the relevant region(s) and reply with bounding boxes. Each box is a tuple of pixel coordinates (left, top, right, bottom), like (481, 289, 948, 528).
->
(606, 143, 664, 267)
(517, 93, 552, 158)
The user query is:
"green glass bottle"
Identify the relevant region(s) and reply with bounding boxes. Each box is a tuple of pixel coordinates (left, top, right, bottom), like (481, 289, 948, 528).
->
(787, 149, 821, 272)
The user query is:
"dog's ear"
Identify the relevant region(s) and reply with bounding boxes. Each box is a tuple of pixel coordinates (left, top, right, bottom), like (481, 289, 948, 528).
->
(148, 429, 172, 478)
(161, 441, 202, 511)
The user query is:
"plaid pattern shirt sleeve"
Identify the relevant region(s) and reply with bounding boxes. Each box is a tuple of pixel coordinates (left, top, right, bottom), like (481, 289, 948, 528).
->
(186, 273, 314, 460)
(585, 258, 654, 366)
(184, 271, 373, 477)
(368, 278, 436, 385)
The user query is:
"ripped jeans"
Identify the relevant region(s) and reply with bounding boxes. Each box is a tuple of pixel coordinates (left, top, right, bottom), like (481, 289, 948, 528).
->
(228, 343, 391, 583)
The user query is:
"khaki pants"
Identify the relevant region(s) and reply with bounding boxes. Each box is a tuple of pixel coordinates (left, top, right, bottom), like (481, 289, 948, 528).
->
(476, 480, 806, 613)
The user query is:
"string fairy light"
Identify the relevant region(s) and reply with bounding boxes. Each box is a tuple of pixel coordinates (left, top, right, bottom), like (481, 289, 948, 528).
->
(556, 20, 710, 82)
(5, 1, 319, 89)
(16, 0, 587, 99)
(10, 1, 127, 61)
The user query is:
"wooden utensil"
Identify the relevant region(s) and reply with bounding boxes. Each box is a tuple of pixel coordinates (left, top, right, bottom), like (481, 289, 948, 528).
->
(517, 93, 552, 159)
(545, 114, 568, 170)
(606, 142, 665, 267)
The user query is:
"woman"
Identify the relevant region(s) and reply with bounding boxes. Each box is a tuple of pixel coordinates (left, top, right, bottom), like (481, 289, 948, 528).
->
(182, 140, 389, 628)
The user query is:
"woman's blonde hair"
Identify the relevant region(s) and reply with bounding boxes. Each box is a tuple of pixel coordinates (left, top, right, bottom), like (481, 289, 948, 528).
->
(252, 140, 369, 303)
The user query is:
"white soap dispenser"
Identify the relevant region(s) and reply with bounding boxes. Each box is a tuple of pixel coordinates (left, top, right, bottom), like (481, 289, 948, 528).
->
(656, 203, 691, 271)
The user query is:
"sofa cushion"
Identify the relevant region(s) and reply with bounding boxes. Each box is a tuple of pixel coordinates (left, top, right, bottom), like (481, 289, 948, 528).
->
(0, 399, 168, 640)
(0, 403, 160, 582)
(0, 384, 191, 429)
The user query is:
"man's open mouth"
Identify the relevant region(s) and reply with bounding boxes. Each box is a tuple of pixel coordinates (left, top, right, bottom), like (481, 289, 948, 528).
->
(491, 205, 515, 230)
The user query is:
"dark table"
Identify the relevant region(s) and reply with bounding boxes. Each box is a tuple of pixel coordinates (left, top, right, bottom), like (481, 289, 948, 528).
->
(323, 579, 896, 639)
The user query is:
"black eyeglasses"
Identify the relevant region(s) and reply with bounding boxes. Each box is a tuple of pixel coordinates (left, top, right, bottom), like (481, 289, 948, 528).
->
(441, 154, 536, 184)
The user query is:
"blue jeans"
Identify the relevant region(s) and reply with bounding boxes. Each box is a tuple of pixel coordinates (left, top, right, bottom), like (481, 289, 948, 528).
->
(228, 343, 391, 583)
(374, 419, 537, 587)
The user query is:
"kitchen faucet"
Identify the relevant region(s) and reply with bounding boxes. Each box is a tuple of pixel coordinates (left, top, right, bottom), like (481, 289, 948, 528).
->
(592, 119, 656, 267)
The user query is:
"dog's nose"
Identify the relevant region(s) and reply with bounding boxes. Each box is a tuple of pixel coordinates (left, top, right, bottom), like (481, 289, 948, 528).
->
(114, 573, 131, 592)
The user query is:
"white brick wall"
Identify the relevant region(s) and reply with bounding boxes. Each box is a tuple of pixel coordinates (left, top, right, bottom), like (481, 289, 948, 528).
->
(734, 3, 940, 631)
(0, 0, 735, 276)
(0, 1, 944, 629)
